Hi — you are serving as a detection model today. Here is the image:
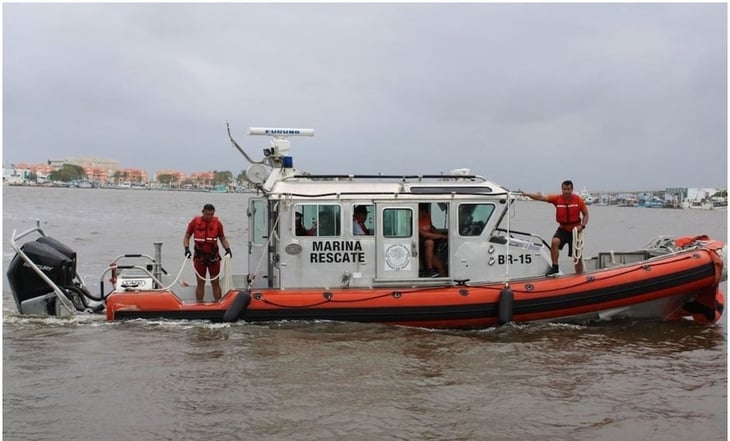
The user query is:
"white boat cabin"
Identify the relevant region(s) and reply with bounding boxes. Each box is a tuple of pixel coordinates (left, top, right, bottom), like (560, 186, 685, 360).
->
(233, 127, 553, 289)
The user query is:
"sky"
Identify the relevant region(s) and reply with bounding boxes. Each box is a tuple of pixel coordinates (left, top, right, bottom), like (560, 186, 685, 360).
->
(3, 2, 727, 192)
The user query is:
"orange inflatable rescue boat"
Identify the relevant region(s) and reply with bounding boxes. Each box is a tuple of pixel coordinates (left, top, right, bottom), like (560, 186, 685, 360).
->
(7, 127, 726, 329)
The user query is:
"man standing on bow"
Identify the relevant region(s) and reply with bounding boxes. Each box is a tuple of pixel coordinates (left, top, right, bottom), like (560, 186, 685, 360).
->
(183, 203, 232, 302)
(522, 180, 589, 276)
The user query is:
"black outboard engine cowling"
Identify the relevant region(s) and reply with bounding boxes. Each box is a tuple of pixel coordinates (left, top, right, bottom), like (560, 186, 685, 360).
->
(7, 237, 77, 314)
(37, 236, 77, 268)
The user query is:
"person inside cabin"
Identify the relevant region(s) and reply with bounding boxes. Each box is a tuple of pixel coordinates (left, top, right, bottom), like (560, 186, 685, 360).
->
(521, 179, 589, 276)
(295, 212, 315, 236)
(317, 209, 338, 236)
(418, 203, 447, 277)
(183, 203, 232, 302)
(353, 205, 372, 236)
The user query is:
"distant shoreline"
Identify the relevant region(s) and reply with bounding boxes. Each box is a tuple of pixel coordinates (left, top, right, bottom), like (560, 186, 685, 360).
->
(3, 182, 256, 194)
(5, 182, 725, 208)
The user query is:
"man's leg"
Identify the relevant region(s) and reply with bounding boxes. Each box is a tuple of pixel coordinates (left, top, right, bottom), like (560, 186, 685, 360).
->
(546, 235, 562, 276)
(550, 237, 561, 265)
(565, 231, 584, 274)
(433, 254, 446, 277)
(194, 260, 206, 302)
(211, 280, 222, 301)
(574, 259, 584, 274)
(424, 239, 435, 268)
(195, 274, 206, 302)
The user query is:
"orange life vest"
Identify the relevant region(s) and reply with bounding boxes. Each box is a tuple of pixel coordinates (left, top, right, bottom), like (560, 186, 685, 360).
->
(555, 194, 582, 225)
(191, 216, 222, 256)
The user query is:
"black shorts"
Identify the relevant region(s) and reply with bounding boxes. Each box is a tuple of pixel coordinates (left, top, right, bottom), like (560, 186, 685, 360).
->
(553, 228, 574, 257)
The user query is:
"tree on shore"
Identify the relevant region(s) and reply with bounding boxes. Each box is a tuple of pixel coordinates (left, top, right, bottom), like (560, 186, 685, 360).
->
(48, 164, 86, 182)
(212, 170, 233, 186)
(157, 174, 179, 186)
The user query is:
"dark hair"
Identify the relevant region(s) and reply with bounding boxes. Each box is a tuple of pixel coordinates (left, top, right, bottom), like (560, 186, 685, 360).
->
(354, 205, 368, 214)
(561, 180, 573, 189)
(203, 203, 215, 211)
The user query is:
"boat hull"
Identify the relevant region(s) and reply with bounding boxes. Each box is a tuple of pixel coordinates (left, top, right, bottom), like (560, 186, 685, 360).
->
(106, 248, 724, 328)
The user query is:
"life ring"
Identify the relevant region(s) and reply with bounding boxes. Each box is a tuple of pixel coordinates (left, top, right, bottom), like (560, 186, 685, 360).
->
(223, 290, 251, 323)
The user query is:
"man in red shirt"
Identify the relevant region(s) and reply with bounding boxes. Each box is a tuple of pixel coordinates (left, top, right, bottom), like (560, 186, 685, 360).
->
(419, 204, 447, 277)
(183, 204, 232, 302)
(522, 180, 589, 276)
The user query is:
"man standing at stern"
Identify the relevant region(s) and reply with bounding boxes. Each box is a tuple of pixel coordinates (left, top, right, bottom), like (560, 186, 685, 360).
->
(522, 180, 589, 276)
(183, 203, 232, 302)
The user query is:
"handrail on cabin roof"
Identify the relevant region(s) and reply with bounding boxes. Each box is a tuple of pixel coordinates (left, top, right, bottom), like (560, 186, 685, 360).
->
(280, 173, 488, 182)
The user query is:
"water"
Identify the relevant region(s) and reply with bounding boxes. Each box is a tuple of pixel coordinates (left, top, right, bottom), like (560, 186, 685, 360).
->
(3, 186, 727, 441)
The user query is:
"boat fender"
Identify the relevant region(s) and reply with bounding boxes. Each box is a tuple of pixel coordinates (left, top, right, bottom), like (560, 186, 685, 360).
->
(223, 290, 251, 323)
(498, 286, 514, 325)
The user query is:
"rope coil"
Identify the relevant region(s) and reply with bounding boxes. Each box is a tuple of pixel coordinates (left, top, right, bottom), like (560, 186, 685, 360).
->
(572, 227, 585, 265)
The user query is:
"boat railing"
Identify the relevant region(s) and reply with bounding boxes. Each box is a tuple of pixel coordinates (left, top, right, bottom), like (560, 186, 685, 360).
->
(9, 220, 77, 316)
(371, 277, 455, 287)
(284, 173, 488, 183)
(99, 264, 165, 296)
(100, 252, 170, 297)
(491, 228, 550, 250)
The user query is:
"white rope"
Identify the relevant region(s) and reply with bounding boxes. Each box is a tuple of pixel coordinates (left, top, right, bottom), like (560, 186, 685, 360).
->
(109, 254, 230, 293)
(158, 257, 191, 290)
(572, 227, 585, 265)
(120, 258, 191, 291)
(504, 192, 513, 286)
(221, 254, 233, 293)
(190, 254, 230, 282)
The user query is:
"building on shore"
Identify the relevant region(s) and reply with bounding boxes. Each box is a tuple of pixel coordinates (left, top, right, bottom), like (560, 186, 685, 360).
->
(569, 186, 726, 209)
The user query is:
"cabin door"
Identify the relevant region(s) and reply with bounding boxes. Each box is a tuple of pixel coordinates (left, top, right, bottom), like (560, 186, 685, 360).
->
(375, 202, 420, 280)
(247, 197, 270, 288)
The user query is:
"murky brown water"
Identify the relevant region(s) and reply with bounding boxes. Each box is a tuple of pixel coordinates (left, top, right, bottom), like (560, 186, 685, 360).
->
(3, 186, 727, 441)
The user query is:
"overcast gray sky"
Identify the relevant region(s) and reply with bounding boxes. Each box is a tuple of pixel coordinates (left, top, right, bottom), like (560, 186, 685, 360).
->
(3, 3, 727, 192)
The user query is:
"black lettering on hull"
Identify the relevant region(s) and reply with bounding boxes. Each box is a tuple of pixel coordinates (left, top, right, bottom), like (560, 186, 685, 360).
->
(310, 252, 365, 263)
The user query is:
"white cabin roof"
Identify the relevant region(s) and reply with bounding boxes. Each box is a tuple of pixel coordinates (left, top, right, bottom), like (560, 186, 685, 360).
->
(232, 127, 512, 200)
(266, 172, 511, 201)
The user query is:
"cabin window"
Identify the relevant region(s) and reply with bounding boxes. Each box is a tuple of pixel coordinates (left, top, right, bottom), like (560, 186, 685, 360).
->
(458, 203, 495, 236)
(352, 204, 374, 236)
(295, 204, 341, 237)
(383, 208, 413, 238)
(423, 202, 449, 231)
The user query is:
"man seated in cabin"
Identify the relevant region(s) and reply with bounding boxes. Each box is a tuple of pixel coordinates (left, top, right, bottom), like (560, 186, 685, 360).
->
(317, 210, 340, 236)
(295, 212, 315, 236)
(352, 205, 372, 235)
(418, 203, 447, 277)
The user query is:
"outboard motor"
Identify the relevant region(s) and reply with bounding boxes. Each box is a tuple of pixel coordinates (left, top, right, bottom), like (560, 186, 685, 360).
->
(7, 235, 96, 316)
